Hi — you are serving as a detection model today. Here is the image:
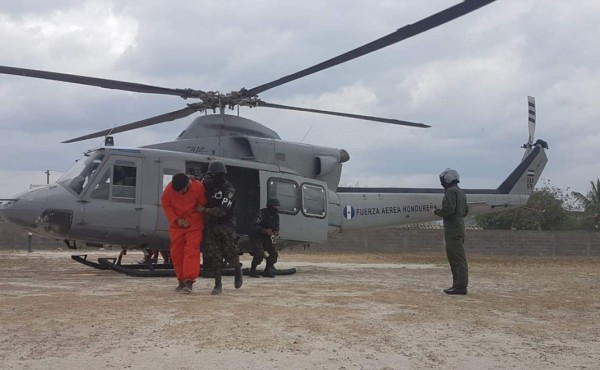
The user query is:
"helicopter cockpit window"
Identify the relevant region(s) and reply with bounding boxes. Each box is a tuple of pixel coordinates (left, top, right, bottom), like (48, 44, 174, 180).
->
(57, 152, 105, 195)
(267, 179, 299, 215)
(301, 184, 326, 218)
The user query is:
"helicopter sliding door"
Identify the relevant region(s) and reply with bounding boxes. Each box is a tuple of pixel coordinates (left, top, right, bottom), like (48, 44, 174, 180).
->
(259, 171, 328, 243)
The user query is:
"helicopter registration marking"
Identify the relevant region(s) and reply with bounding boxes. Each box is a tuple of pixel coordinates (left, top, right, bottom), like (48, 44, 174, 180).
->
(344, 204, 436, 220)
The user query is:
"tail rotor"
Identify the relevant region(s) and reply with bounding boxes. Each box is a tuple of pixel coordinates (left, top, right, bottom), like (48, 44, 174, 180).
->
(522, 96, 537, 159)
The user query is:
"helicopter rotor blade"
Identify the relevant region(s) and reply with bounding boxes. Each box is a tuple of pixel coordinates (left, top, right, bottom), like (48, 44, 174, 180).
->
(62, 105, 199, 143)
(0, 65, 202, 99)
(256, 101, 430, 128)
(245, 0, 496, 96)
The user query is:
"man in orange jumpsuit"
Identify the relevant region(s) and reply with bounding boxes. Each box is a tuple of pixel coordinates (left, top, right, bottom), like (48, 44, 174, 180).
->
(161, 173, 207, 294)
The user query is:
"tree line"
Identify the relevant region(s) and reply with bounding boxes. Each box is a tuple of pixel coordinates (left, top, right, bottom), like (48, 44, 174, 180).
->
(475, 179, 600, 231)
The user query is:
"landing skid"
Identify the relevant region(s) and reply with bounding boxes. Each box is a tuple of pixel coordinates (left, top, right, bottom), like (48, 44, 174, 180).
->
(71, 253, 175, 277)
(222, 267, 297, 277)
(99, 258, 176, 277)
(71, 254, 297, 277)
(71, 254, 110, 270)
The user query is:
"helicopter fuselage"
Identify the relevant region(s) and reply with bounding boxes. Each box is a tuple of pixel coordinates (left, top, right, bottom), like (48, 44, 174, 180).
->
(0, 114, 547, 251)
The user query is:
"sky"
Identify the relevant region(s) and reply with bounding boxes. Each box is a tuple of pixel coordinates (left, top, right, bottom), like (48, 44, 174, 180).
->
(0, 0, 599, 198)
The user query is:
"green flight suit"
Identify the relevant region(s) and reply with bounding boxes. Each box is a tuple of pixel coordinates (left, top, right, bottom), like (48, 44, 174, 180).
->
(434, 184, 469, 290)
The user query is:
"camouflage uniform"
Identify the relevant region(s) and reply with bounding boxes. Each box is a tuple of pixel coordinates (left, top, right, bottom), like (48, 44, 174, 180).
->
(249, 207, 279, 277)
(202, 176, 240, 279)
(434, 183, 469, 290)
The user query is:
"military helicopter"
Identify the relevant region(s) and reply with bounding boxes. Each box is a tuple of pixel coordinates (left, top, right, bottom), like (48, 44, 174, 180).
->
(0, 0, 549, 276)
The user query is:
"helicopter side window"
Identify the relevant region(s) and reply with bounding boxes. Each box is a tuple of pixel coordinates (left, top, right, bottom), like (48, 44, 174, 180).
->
(267, 178, 299, 215)
(301, 183, 326, 218)
(111, 162, 137, 203)
(186, 161, 208, 180)
(162, 174, 173, 192)
(161, 168, 182, 194)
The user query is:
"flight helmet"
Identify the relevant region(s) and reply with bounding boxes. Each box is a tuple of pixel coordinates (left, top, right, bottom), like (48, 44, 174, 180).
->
(439, 168, 460, 187)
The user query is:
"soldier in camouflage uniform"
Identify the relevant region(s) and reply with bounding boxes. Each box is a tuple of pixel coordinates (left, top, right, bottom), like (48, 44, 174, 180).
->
(433, 168, 469, 295)
(248, 197, 280, 278)
(198, 160, 243, 295)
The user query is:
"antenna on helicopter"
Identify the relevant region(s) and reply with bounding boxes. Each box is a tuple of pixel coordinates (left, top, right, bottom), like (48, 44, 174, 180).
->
(301, 127, 313, 143)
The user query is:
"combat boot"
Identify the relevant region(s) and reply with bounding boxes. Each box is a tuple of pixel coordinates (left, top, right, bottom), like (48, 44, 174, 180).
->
(249, 262, 261, 278)
(234, 265, 243, 289)
(211, 276, 222, 295)
(175, 281, 185, 292)
(263, 263, 276, 278)
(444, 287, 467, 295)
(181, 280, 193, 294)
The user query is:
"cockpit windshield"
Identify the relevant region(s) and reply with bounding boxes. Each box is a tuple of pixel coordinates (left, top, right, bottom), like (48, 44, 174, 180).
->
(57, 151, 105, 195)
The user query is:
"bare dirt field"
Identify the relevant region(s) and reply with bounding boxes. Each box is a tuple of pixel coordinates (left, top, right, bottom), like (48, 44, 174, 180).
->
(0, 249, 599, 370)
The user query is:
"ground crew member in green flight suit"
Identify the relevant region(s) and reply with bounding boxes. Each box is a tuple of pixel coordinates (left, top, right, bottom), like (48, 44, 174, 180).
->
(433, 168, 469, 295)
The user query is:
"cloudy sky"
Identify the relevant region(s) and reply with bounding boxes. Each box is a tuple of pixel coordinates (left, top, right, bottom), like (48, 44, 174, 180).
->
(1, 0, 599, 198)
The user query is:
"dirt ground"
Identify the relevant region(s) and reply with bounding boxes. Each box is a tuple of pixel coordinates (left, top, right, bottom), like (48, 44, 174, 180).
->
(0, 249, 598, 370)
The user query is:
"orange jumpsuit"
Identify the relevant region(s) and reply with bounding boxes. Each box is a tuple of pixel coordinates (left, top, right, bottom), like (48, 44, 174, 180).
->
(161, 179, 207, 283)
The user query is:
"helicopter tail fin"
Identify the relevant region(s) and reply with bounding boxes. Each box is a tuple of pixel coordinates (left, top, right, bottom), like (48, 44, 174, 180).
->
(496, 96, 548, 195)
(497, 140, 548, 195)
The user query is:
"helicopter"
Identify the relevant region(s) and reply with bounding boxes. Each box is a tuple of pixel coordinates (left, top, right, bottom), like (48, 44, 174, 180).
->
(0, 0, 549, 276)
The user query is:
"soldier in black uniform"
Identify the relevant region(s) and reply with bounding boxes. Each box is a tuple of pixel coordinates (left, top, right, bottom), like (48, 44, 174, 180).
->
(248, 198, 280, 278)
(433, 168, 469, 295)
(198, 160, 243, 295)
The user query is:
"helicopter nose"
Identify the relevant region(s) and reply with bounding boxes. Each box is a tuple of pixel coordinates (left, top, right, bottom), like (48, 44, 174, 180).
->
(0, 193, 45, 229)
(0, 185, 76, 237)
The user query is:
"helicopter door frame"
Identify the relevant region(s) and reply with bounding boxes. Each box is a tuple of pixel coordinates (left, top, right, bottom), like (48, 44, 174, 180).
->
(156, 159, 186, 232)
(80, 156, 143, 242)
(260, 171, 329, 243)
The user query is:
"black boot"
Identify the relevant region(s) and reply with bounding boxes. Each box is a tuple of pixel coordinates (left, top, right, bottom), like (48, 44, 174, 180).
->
(249, 262, 261, 278)
(181, 280, 193, 294)
(211, 275, 222, 295)
(234, 265, 243, 289)
(263, 263, 276, 278)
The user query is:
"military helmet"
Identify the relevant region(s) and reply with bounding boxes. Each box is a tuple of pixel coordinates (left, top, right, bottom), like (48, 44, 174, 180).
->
(206, 160, 227, 175)
(439, 168, 460, 186)
(267, 197, 280, 207)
